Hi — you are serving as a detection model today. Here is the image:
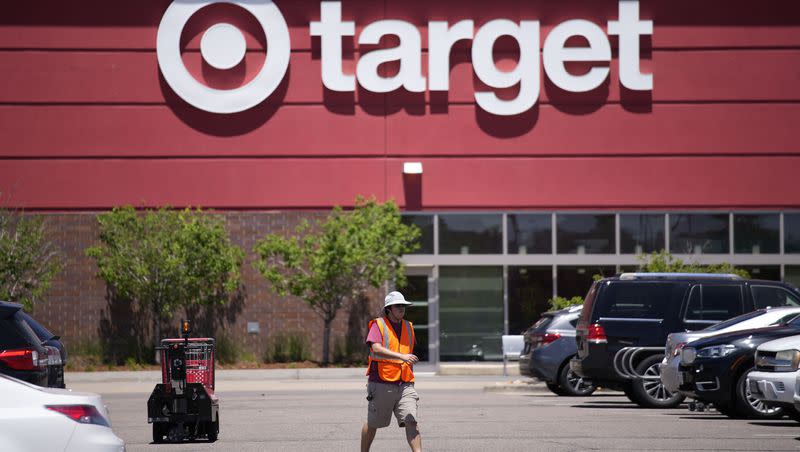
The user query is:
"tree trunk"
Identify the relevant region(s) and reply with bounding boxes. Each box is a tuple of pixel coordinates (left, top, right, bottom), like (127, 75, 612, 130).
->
(322, 317, 333, 366)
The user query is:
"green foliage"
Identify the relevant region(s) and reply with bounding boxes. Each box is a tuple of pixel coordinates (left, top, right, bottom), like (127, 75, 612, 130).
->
(636, 250, 750, 278)
(254, 197, 420, 364)
(333, 335, 368, 365)
(547, 296, 584, 312)
(86, 206, 244, 359)
(264, 332, 311, 363)
(0, 209, 62, 311)
(215, 334, 242, 365)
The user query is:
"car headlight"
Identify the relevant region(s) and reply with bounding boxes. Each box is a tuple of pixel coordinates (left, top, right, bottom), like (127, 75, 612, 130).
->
(773, 349, 800, 372)
(681, 347, 696, 364)
(696, 344, 737, 359)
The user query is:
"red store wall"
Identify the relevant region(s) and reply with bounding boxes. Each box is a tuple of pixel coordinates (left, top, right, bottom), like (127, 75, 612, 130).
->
(1, 0, 799, 211)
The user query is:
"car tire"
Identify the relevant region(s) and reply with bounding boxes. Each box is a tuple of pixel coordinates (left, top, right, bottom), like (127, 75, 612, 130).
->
(629, 355, 685, 408)
(546, 382, 568, 396)
(784, 406, 800, 423)
(208, 417, 219, 442)
(732, 367, 783, 419)
(714, 402, 738, 418)
(556, 361, 596, 396)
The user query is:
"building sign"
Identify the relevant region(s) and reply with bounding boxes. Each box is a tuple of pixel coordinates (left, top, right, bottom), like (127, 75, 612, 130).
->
(157, 0, 653, 115)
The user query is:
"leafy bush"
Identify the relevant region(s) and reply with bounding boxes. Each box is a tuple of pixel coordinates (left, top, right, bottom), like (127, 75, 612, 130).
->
(215, 335, 242, 365)
(636, 250, 750, 278)
(547, 296, 584, 312)
(264, 332, 311, 363)
(333, 335, 368, 366)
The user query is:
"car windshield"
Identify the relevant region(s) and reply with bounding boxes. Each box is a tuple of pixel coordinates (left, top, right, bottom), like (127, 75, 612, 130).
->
(786, 315, 800, 328)
(702, 309, 766, 332)
(19, 312, 55, 341)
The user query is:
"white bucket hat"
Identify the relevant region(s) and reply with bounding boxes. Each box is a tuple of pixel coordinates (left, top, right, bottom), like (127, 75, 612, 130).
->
(384, 291, 413, 308)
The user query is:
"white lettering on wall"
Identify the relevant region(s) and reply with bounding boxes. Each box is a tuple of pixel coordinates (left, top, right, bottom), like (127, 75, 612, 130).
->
(159, 0, 653, 115)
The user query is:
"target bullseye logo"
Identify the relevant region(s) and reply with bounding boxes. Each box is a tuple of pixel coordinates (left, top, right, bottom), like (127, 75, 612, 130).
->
(157, 0, 291, 114)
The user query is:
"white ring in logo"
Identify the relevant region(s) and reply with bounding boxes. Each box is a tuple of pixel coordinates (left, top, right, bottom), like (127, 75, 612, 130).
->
(157, 0, 291, 114)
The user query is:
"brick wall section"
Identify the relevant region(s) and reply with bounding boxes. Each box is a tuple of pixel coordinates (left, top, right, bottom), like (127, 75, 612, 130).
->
(30, 211, 385, 362)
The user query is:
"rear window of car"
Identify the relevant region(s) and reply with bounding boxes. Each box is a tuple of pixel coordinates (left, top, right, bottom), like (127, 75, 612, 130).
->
(532, 315, 554, 332)
(0, 316, 34, 349)
(594, 282, 681, 320)
(19, 313, 55, 342)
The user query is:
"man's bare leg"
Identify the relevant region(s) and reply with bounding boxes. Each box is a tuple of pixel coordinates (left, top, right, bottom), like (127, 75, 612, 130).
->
(361, 423, 377, 452)
(405, 422, 421, 452)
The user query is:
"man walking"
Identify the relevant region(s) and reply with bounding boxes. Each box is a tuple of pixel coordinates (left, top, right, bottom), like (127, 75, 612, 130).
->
(361, 291, 422, 452)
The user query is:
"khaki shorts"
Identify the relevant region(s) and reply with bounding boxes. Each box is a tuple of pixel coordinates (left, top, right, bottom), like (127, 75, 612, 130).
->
(366, 381, 419, 428)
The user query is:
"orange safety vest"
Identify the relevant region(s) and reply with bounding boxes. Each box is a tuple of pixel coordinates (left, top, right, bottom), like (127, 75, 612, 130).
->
(366, 316, 416, 383)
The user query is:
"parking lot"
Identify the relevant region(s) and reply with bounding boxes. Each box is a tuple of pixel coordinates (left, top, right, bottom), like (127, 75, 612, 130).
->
(87, 375, 800, 451)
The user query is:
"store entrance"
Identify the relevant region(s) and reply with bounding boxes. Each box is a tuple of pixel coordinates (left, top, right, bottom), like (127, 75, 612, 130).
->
(398, 267, 434, 363)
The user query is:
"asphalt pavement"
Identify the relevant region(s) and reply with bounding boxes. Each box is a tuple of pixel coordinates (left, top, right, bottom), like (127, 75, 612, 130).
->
(70, 369, 800, 452)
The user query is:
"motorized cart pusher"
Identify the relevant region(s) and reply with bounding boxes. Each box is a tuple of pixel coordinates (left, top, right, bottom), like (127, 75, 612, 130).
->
(148, 320, 219, 443)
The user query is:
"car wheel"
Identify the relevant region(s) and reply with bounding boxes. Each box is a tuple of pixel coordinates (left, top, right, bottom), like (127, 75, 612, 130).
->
(208, 414, 219, 442)
(733, 368, 783, 419)
(784, 406, 800, 423)
(714, 402, 738, 418)
(546, 382, 568, 396)
(556, 362, 596, 396)
(629, 355, 685, 408)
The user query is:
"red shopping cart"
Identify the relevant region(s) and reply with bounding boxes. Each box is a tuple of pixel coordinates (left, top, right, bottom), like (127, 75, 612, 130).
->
(147, 320, 219, 443)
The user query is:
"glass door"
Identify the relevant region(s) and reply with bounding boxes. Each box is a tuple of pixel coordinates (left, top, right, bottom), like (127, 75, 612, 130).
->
(399, 267, 434, 363)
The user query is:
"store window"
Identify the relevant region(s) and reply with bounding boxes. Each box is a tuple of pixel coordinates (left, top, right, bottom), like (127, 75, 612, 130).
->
(439, 267, 503, 361)
(734, 214, 779, 254)
(508, 267, 553, 335)
(786, 266, 800, 289)
(398, 274, 430, 362)
(438, 214, 502, 254)
(786, 214, 800, 254)
(620, 214, 665, 254)
(507, 214, 551, 254)
(556, 214, 615, 254)
(401, 214, 434, 254)
(739, 266, 781, 281)
(556, 266, 616, 299)
(669, 213, 729, 254)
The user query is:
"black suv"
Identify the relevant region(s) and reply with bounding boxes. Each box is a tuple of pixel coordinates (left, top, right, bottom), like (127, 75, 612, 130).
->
(0, 301, 67, 387)
(570, 273, 800, 408)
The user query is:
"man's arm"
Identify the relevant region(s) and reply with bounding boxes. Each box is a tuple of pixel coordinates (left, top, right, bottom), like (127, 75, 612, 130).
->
(370, 342, 419, 365)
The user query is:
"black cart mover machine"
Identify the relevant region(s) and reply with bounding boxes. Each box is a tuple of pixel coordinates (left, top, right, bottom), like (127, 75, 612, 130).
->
(147, 320, 219, 443)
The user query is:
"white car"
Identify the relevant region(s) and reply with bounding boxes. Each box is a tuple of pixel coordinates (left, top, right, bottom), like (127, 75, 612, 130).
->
(660, 307, 800, 394)
(0, 373, 125, 452)
(747, 334, 800, 420)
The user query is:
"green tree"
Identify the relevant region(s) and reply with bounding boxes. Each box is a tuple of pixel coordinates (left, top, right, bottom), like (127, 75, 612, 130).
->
(637, 250, 749, 278)
(0, 209, 62, 311)
(254, 197, 420, 365)
(86, 206, 244, 362)
(547, 296, 584, 312)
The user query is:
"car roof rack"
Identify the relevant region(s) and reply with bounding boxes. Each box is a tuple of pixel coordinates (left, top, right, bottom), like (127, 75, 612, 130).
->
(618, 272, 743, 280)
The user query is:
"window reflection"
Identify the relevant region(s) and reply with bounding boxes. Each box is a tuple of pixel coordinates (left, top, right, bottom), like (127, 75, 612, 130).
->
(786, 214, 800, 254)
(401, 214, 434, 254)
(439, 214, 502, 254)
(508, 267, 553, 334)
(507, 214, 551, 254)
(734, 214, 779, 254)
(620, 214, 665, 254)
(556, 214, 615, 254)
(669, 213, 729, 254)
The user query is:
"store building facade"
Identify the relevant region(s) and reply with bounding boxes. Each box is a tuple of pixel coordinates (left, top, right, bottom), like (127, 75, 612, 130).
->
(1, 0, 799, 363)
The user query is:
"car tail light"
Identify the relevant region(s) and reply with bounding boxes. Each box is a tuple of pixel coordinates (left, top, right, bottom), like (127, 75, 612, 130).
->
(0, 348, 44, 371)
(586, 324, 607, 344)
(46, 405, 110, 427)
(45, 346, 62, 365)
(531, 332, 561, 349)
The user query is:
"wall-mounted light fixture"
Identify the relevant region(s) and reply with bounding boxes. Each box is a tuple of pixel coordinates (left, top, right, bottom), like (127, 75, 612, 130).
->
(403, 162, 423, 174)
